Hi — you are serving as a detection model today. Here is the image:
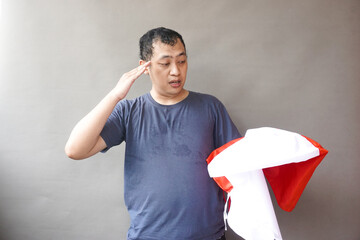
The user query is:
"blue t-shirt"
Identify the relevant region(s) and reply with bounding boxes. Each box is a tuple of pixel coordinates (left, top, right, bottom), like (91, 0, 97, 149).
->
(101, 91, 241, 240)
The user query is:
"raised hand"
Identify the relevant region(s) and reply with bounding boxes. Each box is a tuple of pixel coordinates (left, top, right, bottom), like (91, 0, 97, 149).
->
(112, 61, 151, 101)
(65, 61, 151, 160)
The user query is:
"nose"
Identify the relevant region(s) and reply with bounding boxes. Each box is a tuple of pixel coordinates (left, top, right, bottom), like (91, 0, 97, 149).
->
(170, 63, 180, 76)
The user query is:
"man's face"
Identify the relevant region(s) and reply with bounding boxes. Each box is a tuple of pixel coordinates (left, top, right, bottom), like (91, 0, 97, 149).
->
(146, 39, 188, 102)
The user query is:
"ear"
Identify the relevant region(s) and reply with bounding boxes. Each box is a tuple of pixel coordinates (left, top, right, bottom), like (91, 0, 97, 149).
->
(139, 60, 150, 75)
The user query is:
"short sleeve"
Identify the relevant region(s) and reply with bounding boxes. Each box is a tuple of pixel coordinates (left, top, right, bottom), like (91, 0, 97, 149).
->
(100, 101, 126, 152)
(212, 99, 242, 149)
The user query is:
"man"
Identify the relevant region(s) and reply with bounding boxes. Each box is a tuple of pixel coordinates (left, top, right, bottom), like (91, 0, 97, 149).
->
(65, 27, 240, 240)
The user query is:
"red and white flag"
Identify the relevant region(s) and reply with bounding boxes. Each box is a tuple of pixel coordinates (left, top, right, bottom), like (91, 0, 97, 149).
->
(207, 127, 328, 240)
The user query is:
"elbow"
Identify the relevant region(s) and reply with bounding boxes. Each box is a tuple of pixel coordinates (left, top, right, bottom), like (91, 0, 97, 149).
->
(65, 144, 84, 160)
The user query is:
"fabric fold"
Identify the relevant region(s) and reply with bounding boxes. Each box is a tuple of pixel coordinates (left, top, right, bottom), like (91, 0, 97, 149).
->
(207, 127, 328, 240)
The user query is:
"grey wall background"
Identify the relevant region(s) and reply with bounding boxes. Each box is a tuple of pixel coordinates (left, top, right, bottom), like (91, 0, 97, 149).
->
(0, 0, 359, 239)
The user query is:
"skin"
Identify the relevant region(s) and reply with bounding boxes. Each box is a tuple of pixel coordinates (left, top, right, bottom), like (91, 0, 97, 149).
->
(65, 38, 188, 160)
(140, 40, 188, 105)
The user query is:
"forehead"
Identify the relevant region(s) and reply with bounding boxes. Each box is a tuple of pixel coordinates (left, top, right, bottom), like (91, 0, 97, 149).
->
(151, 40, 186, 60)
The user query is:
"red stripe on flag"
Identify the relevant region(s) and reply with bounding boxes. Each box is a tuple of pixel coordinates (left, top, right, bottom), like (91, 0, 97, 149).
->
(206, 138, 243, 193)
(263, 136, 328, 212)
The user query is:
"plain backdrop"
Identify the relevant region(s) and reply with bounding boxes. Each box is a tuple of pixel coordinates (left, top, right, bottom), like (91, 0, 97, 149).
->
(0, 0, 359, 239)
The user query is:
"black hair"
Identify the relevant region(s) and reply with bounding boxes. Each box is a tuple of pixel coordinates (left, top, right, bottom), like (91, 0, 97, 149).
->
(139, 27, 186, 61)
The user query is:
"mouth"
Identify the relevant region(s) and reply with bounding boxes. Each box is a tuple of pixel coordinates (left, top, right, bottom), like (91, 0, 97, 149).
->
(169, 80, 182, 88)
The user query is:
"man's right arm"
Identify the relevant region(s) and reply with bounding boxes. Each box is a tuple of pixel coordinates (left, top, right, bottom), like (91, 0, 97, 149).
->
(65, 62, 150, 160)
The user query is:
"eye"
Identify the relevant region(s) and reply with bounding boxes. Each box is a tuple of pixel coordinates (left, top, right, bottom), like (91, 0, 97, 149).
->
(159, 63, 170, 67)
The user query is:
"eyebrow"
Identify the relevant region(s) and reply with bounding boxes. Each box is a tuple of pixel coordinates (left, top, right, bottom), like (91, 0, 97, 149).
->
(159, 51, 187, 60)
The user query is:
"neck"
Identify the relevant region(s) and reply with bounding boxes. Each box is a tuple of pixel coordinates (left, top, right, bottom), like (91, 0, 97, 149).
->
(150, 89, 189, 105)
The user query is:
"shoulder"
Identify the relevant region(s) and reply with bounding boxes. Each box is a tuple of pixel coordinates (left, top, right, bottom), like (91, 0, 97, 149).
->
(189, 91, 224, 108)
(115, 94, 148, 108)
(189, 91, 221, 103)
(112, 94, 149, 118)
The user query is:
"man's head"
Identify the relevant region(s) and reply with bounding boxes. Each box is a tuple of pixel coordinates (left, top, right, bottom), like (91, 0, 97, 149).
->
(139, 27, 186, 61)
(139, 27, 188, 105)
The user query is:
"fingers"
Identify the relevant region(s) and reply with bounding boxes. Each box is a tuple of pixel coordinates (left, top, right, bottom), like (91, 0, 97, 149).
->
(142, 61, 151, 68)
(126, 61, 151, 79)
(113, 61, 151, 101)
(137, 61, 151, 75)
